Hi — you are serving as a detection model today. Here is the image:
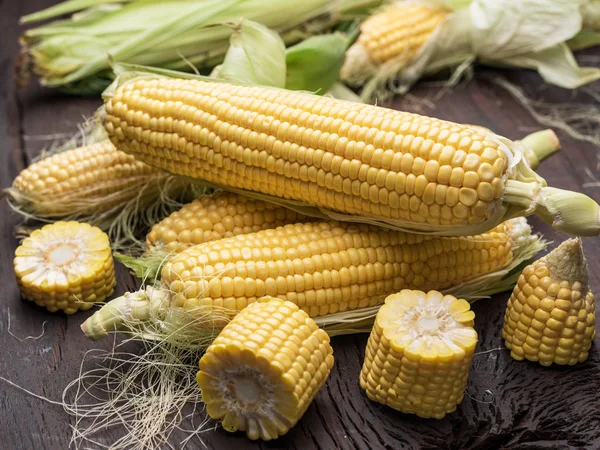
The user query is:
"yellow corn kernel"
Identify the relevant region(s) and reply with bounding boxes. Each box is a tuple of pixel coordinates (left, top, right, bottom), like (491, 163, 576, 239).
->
(162, 219, 519, 318)
(197, 297, 334, 440)
(342, 2, 449, 82)
(361, 289, 477, 419)
(146, 191, 308, 254)
(14, 221, 116, 314)
(104, 77, 599, 237)
(502, 238, 596, 366)
(10, 140, 162, 216)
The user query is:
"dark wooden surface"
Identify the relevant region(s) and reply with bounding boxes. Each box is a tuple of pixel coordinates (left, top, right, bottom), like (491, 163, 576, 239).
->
(2, 1, 600, 449)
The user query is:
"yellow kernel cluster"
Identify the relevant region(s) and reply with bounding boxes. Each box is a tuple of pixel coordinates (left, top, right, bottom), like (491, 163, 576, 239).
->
(146, 192, 307, 254)
(105, 78, 508, 227)
(162, 220, 515, 318)
(12, 140, 161, 215)
(357, 2, 449, 65)
(13, 221, 116, 314)
(197, 297, 334, 440)
(503, 239, 596, 366)
(361, 290, 477, 419)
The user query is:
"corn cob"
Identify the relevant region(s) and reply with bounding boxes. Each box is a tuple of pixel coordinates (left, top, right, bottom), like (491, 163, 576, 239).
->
(197, 297, 334, 440)
(14, 221, 115, 314)
(82, 217, 543, 341)
(502, 238, 596, 366)
(147, 191, 308, 254)
(104, 77, 598, 236)
(341, 1, 449, 84)
(5, 139, 201, 241)
(360, 289, 477, 419)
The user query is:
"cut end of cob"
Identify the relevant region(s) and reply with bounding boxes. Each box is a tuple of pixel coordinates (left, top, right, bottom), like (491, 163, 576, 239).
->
(502, 238, 596, 366)
(197, 298, 334, 440)
(517, 129, 560, 170)
(360, 289, 476, 419)
(14, 221, 116, 314)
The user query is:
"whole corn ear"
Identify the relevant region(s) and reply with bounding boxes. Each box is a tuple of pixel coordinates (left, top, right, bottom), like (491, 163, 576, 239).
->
(502, 238, 596, 366)
(360, 289, 477, 419)
(197, 297, 334, 440)
(5, 139, 203, 243)
(81, 217, 544, 341)
(14, 221, 116, 314)
(341, 2, 449, 85)
(103, 77, 598, 236)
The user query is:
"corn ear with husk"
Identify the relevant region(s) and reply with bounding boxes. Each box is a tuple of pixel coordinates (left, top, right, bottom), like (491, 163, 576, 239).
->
(19, 0, 380, 94)
(103, 74, 597, 237)
(81, 217, 545, 344)
(342, 0, 600, 101)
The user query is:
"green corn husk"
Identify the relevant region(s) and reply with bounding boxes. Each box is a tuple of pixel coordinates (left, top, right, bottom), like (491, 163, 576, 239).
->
(342, 0, 600, 101)
(19, 0, 381, 94)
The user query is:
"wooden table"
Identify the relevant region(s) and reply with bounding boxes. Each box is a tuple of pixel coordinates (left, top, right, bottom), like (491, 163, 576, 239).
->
(2, 1, 600, 449)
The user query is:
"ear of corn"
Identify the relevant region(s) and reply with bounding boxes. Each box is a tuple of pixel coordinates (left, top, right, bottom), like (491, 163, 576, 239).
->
(197, 297, 334, 440)
(502, 238, 596, 366)
(81, 217, 544, 341)
(341, 1, 449, 85)
(5, 139, 204, 245)
(103, 77, 598, 237)
(14, 221, 116, 314)
(360, 289, 477, 419)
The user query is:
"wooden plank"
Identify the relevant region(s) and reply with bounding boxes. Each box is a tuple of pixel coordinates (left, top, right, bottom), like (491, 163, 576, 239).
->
(1, 1, 599, 448)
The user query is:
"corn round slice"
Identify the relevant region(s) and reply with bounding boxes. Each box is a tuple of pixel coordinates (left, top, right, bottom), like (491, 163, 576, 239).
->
(503, 238, 596, 366)
(14, 221, 116, 314)
(360, 289, 477, 419)
(197, 298, 334, 440)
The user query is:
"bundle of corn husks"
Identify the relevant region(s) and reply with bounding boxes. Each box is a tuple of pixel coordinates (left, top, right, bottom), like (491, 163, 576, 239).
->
(18, 0, 380, 94)
(341, 0, 600, 100)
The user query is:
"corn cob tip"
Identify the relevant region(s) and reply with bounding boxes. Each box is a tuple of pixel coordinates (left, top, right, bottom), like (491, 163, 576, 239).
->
(518, 129, 560, 170)
(81, 287, 168, 340)
(544, 238, 589, 290)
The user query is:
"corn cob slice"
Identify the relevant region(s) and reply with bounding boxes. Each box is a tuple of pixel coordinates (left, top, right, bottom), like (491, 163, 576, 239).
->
(14, 221, 116, 314)
(341, 2, 449, 84)
(5, 139, 201, 241)
(360, 289, 477, 419)
(197, 297, 334, 440)
(104, 77, 598, 236)
(502, 238, 596, 366)
(146, 191, 308, 254)
(82, 217, 543, 341)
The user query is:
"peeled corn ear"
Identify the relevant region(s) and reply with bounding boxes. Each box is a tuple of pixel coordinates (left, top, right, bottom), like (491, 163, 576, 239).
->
(341, 2, 448, 84)
(360, 289, 477, 419)
(502, 238, 596, 366)
(197, 297, 334, 440)
(14, 221, 116, 314)
(104, 77, 599, 236)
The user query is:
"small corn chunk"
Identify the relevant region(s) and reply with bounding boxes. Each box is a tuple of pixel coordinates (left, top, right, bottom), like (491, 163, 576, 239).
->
(14, 221, 116, 314)
(342, 2, 449, 82)
(197, 297, 334, 440)
(147, 192, 307, 254)
(11, 140, 162, 216)
(163, 219, 518, 319)
(360, 289, 477, 419)
(502, 238, 596, 366)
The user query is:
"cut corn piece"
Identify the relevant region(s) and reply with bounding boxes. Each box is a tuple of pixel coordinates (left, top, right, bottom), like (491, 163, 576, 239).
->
(14, 221, 116, 314)
(104, 77, 599, 236)
(197, 297, 334, 440)
(146, 191, 308, 254)
(341, 2, 449, 84)
(502, 238, 596, 366)
(360, 289, 477, 419)
(82, 217, 537, 341)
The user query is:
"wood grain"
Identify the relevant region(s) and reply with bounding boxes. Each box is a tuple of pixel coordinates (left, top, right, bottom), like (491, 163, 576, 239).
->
(1, 1, 599, 449)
